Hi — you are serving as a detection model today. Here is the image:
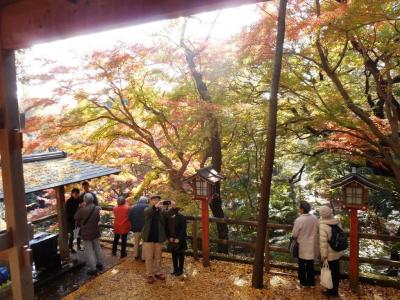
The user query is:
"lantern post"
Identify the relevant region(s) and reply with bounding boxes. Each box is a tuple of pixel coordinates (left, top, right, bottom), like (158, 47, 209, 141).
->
(331, 168, 380, 293)
(183, 167, 223, 267)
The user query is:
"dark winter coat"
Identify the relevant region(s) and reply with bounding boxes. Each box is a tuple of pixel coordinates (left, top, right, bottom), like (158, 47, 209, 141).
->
(141, 206, 173, 243)
(165, 210, 187, 253)
(65, 196, 82, 232)
(128, 199, 148, 232)
(74, 204, 101, 241)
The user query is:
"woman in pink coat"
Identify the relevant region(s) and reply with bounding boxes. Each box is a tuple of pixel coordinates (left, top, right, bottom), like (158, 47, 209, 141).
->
(292, 201, 319, 287)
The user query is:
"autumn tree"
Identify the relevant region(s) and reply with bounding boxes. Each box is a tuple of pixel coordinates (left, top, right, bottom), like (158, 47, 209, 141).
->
(23, 44, 208, 194)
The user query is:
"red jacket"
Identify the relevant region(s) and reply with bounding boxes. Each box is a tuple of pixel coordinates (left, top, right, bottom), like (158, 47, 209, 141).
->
(113, 204, 131, 234)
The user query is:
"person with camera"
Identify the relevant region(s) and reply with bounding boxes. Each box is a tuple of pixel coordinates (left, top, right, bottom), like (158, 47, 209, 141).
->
(166, 206, 187, 276)
(142, 195, 175, 284)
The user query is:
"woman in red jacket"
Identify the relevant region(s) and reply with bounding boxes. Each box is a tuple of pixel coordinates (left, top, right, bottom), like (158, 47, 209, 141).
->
(112, 196, 131, 258)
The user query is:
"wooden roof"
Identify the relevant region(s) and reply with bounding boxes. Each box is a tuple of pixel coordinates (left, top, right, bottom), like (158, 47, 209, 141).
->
(0, 151, 120, 198)
(0, 0, 262, 49)
(183, 167, 223, 184)
(330, 173, 381, 191)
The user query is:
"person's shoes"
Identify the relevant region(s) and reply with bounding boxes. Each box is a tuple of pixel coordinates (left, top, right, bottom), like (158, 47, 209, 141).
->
(96, 264, 103, 271)
(134, 256, 140, 260)
(87, 270, 97, 276)
(141, 259, 145, 263)
(112, 252, 117, 256)
(146, 276, 155, 284)
(175, 270, 183, 276)
(155, 273, 166, 280)
(120, 253, 127, 259)
(170, 270, 177, 275)
(321, 290, 339, 298)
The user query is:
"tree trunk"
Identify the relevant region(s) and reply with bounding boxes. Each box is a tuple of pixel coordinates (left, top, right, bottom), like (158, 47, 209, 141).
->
(252, 0, 288, 289)
(181, 37, 229, 253)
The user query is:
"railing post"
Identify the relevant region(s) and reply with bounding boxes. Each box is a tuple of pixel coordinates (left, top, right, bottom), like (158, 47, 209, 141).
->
(193, 219, 198, 260)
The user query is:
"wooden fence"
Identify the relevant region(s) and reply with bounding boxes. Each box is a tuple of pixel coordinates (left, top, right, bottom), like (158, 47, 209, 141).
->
(97, 206, 400, 269)
(27, 207, 400, 271)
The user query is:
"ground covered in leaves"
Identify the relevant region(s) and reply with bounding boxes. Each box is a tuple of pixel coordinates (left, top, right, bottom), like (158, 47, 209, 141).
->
(63, 254, 400, 300)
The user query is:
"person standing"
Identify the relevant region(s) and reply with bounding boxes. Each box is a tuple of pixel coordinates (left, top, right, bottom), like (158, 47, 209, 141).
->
(166, 207, 187, 276)
(112, 196, 131, 258)
(292, 200, 319, 288)
(128, 196, 148, 260)
(319, 205, 343, 298)
(142, 195, 175, 284)
(74, 193, 103, 276)
(65, 188, 82, 253)
(80, 181, 99, 206)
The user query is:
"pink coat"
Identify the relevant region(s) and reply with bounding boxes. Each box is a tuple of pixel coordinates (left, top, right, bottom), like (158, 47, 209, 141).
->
(292, 213, 319, 260)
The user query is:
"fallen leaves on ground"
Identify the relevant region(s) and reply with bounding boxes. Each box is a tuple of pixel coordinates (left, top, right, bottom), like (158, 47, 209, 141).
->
(63, 254, 400, 300)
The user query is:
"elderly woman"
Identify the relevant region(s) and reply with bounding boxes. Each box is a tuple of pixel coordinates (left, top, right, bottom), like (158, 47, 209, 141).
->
(319, 205, 343, 298)
(292, 200, 319, 288)
(74, 193, 103, 276)
(112, 196, 131, 258)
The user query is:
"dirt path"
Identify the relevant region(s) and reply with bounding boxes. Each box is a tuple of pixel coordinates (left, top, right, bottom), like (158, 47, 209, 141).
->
(63, 254, 400, 300)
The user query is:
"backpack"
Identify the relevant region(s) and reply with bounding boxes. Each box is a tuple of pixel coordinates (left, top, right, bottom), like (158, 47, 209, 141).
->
(328, 224, 348, 251)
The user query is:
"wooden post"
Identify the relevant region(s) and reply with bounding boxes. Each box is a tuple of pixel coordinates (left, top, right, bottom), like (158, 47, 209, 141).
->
(349, 208, 359, 292)
(201, 199, 210, 267)
(193, 219, 198, 260)
(252, 0, 288, 288)
(55, 185, 69, 261)
(0, 49, 34, 299)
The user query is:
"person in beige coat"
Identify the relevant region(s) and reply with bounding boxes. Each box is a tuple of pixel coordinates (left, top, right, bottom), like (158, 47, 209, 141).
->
(319, 205, 343, 298)
(292, 201, 319, 287)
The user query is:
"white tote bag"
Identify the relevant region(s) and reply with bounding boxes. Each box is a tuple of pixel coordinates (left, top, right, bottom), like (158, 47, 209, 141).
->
(320, 260, 333, 289)
(73, 227, 80, 240)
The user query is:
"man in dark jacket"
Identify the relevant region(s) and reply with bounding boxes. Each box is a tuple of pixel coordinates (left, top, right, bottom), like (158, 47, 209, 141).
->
(128, 196, 148, 260)
(65, 188, 82, 253)
(74, 193, 103, 276)
(142, 195, 175, 284)
(166, 208, 187, 276)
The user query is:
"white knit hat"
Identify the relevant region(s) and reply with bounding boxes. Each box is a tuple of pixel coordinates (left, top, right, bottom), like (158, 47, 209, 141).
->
(319, 205, 333, 219)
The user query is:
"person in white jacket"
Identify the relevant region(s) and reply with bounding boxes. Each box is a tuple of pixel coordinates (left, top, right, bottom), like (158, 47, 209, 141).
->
(319, 205, 343, 297)
(292, 201, 319, 287)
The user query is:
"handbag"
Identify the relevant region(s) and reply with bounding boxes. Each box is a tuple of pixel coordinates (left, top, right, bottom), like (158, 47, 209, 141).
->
(320, 260, 333, 289)
(289, 237, 299, 258)
(167, 241, 179, 252)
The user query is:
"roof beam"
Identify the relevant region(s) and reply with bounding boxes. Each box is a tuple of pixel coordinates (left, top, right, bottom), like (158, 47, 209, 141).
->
(1, 0, 261, 49)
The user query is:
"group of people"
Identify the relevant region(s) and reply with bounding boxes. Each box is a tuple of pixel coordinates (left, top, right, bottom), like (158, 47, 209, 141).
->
(112, 194, 187, 284)
(65, 183, 187, 283)
(292, 200, 343, 298)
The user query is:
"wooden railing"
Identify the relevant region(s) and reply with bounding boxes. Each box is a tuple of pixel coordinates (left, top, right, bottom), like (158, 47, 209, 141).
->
(28, 206, 400, 269)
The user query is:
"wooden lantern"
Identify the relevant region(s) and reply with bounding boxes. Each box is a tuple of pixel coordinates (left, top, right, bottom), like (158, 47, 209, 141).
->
(184, 167, 222, 200)
(330, 168, 380, 292)
(331, 168, 379, 211)
(183, 167, 223, 266)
